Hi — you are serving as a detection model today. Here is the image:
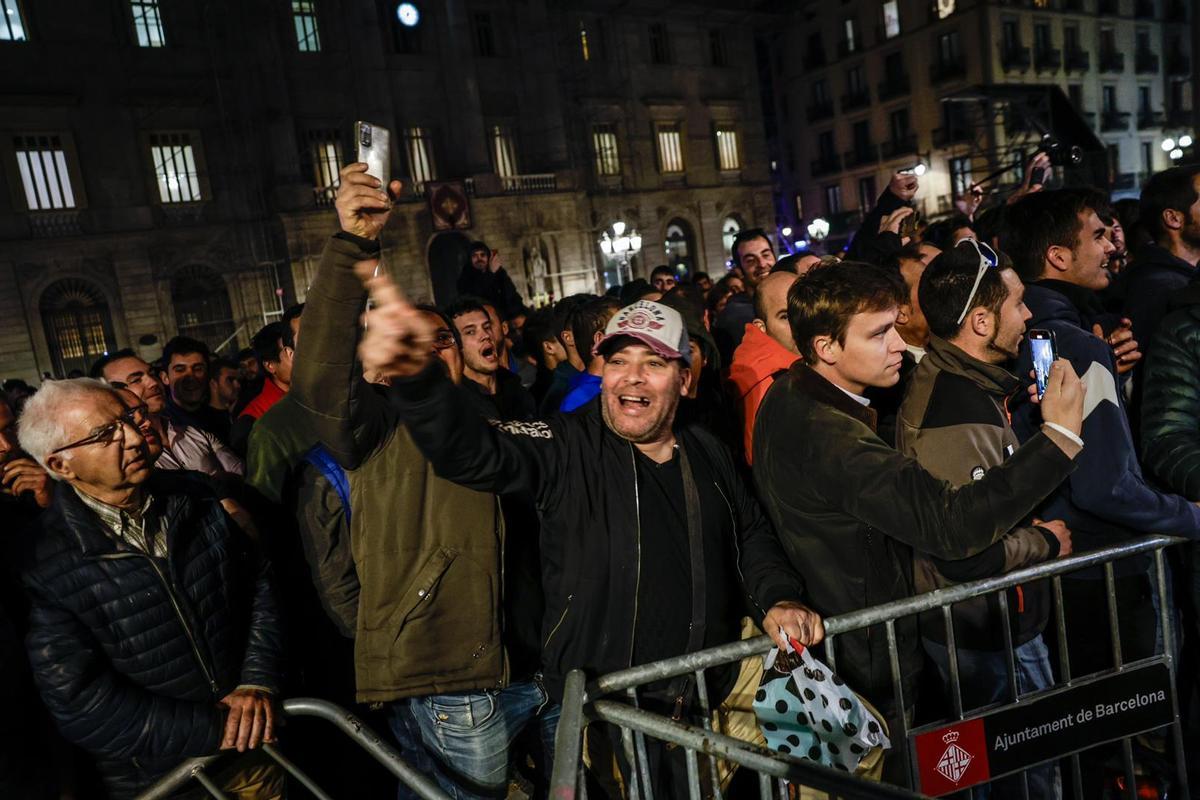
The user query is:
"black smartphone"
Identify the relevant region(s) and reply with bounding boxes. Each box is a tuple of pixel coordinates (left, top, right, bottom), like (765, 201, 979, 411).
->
(1029, 329, 1056, 399)
(898, 207, 920, 239)
(1030, 164, 1048, 186)
(355, 120, 391, 184)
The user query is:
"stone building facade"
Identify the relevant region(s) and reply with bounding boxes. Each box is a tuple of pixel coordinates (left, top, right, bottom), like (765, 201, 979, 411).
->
(0, 0, 774, 383)
(766, 0, 1197, 248)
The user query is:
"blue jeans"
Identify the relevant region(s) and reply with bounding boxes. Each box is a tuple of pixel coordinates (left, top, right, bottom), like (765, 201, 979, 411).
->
(386, 679, 560, 800)
(923, 634, 1061, 800)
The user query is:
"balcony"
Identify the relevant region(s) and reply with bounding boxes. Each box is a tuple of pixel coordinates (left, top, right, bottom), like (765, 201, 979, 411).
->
(841, 89, 871, 111)
(1065, 49, 1090, 72)
(28, 210, 83, 238)
(1137, 110, 1164, 129)
(811, 154, 842, 177)
(1135, 51, 1160, 74)
(1034, 47, 1062, 71)
(1079, 111, 1097, 127)
(500, 173, 557, 193)
(1002, 45, 1032, 72)
(880, 135, 918, 159)
(934, 126, 971, 146)
(843, 145, 879, 168)
(1168, 53, 1190, 76)
(1166, 0, 1188, 22)
(807, 101, 835, 121)
(1134, 0, 1155, 18)
(930, 58, 967, 84)
(1101, 110, 1131, 131)
(1099, 51, 1126, 72)
(878, 75, 911, 101)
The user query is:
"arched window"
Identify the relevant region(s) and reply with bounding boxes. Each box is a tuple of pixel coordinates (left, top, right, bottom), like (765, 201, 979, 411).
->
(40, 278, 116, 377)
(721, 216, 743, 263)
(663, 219, 697, 280)
(172, 265, 235, 354)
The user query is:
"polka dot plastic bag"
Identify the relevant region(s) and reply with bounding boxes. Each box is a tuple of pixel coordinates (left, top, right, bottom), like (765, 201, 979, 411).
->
(752, 642, 890, 773)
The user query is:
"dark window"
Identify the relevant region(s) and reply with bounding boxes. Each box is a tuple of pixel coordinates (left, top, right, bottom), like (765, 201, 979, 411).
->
(938, 29, 960, 62)
(813, 78, 829, 104)
(1142, 141, 1154, 171)
(806, 32, 825, 64)
(1100, 28, 1116, 53)
(1138, 85, 1151, 112)
(853, 120, 871, 151)
(1103, 84, 1117, 112)
(709, 29, 727, 67)
(859, 176, 877, 211)
(649, 23, 670, 64)
(825, 183, 843, 214)
(1002, 20, 1019, 51)
(1034, 23, 1050, 52)
(1068, 83, 1083, 108)
(1065, 26, 1079, 52)
(818, 130, 835, 158)
(847, 65, 865, 94)
(172, 265, 235, 355)
(884, 51, 904, 75)
(391, 10, 422, 53)
(473, 11, 496, 57)
(1107, 143, 1120, 176)
(889, 108, 910, 140)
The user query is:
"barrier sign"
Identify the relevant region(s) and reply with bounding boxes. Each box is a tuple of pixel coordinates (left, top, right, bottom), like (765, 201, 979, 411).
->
(912, 662, 1174, 796)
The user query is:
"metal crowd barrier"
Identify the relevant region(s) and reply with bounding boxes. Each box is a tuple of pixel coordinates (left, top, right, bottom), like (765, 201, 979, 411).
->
(549, 534, 1190, 800)
(134, 697, 451, 800)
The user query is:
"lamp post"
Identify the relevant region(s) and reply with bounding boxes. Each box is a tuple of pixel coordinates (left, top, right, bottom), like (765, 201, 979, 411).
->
(598, 221, 642, 289)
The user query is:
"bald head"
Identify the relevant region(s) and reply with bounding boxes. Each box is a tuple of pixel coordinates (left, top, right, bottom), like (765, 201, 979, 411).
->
(753, 271, 799, 352)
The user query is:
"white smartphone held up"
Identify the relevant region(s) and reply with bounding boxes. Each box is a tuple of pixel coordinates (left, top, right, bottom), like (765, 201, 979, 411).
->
(355, 121, 391, 184)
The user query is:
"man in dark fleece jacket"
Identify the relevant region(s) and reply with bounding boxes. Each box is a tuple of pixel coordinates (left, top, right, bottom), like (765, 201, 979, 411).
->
(1006, 189, 1200, 673)
(753, 261, 1084, 779)
(357, 277, 820, 798)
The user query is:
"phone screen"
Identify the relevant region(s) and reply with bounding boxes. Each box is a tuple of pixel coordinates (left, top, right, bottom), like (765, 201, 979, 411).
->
(1031, 336, 1055, 399)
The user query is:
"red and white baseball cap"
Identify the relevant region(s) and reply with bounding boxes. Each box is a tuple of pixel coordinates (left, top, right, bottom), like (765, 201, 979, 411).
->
(594, 300, 692, 366)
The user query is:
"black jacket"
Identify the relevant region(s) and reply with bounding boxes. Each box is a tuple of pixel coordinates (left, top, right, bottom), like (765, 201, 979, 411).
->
(457, 264, 524, 318)
(753, 363, 1078, 708)
(22, 471, 282, 799)
(1142, 280, 1200, 499)
(845, 187, 906, 266)
(389, 366, 806, 700)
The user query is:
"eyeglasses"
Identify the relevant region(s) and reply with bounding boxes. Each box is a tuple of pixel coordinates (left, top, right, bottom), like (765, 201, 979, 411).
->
(432, 329, 457, 351)
(955, 238, 1001, 326)
(51, 407, 143, 455)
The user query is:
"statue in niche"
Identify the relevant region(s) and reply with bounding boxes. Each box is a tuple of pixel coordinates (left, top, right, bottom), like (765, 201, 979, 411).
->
(525, 243, 548, 299)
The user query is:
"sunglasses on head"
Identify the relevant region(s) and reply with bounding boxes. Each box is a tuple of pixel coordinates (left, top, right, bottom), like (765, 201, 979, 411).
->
(955, 239, 1001, 326)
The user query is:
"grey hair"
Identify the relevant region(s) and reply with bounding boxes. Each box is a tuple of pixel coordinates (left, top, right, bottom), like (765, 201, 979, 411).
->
(17, 378, 118, 479)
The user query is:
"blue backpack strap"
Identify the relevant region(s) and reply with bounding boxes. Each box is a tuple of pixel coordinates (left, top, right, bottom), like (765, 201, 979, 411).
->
(303, 445, 351, 525)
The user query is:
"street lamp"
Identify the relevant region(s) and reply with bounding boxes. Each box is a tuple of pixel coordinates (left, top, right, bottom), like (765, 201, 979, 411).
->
(1162, 138, 1177, 152)
(1181, 135, 1194, 148)
(598, 221, 642, 288)
(781, 226, 793, 238)
(1171, 148, 1184, 161)
(807, 218, 830, 241)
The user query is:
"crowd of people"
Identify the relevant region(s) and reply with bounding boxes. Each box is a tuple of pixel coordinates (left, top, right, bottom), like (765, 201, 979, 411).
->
(3, 156, 1200, 800)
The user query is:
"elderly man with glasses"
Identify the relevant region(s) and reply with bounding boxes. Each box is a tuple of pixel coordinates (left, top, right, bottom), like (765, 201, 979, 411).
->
(15, 378, 283, 799)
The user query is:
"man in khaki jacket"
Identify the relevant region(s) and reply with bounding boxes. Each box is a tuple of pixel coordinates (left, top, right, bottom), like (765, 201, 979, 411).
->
(291, 164, 552, 799)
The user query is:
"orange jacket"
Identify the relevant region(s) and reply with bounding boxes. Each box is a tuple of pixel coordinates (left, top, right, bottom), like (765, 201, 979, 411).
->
(727, 323, 799, 464)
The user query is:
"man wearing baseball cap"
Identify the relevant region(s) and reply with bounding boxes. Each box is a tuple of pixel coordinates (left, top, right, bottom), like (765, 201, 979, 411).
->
(358, 284, 820, 795)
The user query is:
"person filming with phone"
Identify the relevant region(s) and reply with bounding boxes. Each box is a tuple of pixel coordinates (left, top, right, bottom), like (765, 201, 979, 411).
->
(1006, 188, 1200, 678)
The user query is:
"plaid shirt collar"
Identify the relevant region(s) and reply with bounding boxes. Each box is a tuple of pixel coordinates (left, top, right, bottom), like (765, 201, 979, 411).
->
(71, 487, 166, 558)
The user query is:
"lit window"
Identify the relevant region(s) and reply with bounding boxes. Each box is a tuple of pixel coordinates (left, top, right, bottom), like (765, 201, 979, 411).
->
(579, 21, 589, 61)
(14, 135, 76, 210)
(936, 0, 956, 19)
(131, 0, 166, 48)
(292, 1, 321, 52)
(309, 131, 341, 205)
(489, 125, 517, 178)
(657, 125, 684, 174)
(844, 18, 857, 52)
(715, 127, 740, 171)
(150, 133, 202, 203)
(883, 1, 900, 39)
(950, 156, 973, 196)
(592, 124, 620, 176)
(1, 0, 27, 41)
(825, 184, 842, 215)
(404, 126, 437, 189)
